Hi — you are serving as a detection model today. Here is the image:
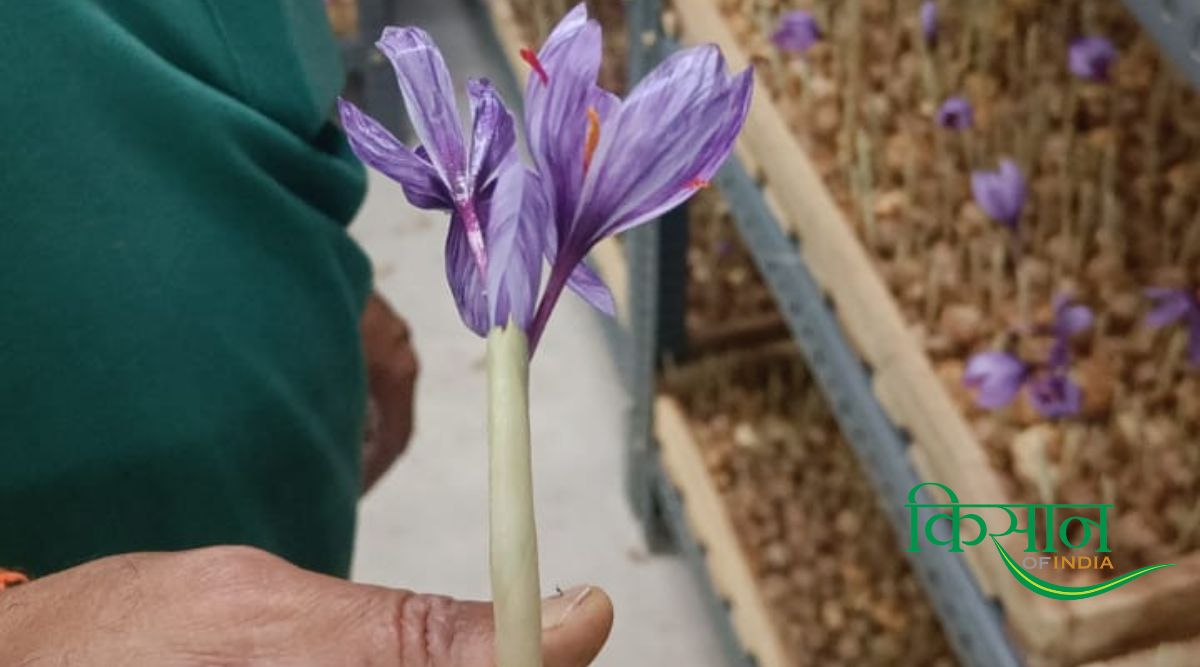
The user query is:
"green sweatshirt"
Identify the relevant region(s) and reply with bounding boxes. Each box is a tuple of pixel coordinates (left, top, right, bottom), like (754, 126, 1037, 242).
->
(0, 1, 371, 577)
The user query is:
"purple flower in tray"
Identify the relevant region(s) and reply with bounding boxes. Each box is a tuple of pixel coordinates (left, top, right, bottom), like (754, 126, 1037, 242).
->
(339, 4, 752, 350)
(936, 96, 973, 130)
(772, 11, 822, 54)
(1048, 294, 1095, 364)
(963, 296, 1093, 418)
(1025, 373, 1083, 418)
(1145, 288, 1200, 366)
(1069, 36, 1118, 82)
(920, 1, 937, 46)
(1027, 296, 1094, 417)
(971, 158, 1026, 231)
(964, 351, 1028, 409)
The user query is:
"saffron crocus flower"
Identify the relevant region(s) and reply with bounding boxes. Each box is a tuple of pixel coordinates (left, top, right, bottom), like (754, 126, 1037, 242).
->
(971, 158, 1026, 230)
(1069, 36, 1118, 82)
(1029, 296, 1093, 417)
(964, 296, 1091, 417)
(936, 96, 973, 129)
(772, 10, 822, 54)
(1146, 287, 1200, 365)
(521, 4, 753, 348)
(964, 351, 1028, 409)
(337, 28, 539, 335)
(1026, 373, 1083, 418)
(920, 1, 937, 45)
(1047, 294, 1094, 364)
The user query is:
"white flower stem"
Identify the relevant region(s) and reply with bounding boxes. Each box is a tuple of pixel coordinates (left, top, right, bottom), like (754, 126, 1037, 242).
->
(487, 325, 542, 667)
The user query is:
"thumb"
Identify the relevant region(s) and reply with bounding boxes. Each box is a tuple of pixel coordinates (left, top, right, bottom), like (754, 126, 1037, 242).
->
(541, 586, 614, 667)
(363, 584, 613, 667)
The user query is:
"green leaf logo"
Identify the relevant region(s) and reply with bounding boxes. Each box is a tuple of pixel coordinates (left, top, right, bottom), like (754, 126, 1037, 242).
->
(991, 537, 1174, 601)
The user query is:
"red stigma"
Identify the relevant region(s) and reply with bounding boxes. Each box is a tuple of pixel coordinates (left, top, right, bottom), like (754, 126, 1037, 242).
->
(520, 48, 549, 85)
(687, 178, 711, 190)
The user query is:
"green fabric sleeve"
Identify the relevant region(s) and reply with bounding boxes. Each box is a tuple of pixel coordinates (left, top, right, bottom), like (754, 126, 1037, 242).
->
(0, 0, 372, 576)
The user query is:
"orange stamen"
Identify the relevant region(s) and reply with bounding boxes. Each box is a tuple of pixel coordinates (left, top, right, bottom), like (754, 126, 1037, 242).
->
(520, 48, 549, 85)
(688, 178, 711, 190)
(0, 570, 28, 591)
(583, 107, 602, 174)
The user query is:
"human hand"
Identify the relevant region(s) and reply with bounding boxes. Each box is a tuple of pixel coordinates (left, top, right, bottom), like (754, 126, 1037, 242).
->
(361, 291, 420, 492)
(0, 546, 613, 666)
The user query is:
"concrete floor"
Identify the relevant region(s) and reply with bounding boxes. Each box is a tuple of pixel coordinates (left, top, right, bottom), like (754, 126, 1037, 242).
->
(349, 173, 727, 666)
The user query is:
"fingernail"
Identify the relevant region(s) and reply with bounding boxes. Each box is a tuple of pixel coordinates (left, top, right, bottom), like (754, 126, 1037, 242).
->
(541, 585, 593, 630)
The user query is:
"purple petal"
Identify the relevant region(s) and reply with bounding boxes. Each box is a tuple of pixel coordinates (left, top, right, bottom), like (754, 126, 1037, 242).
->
(971, 158, 1025, 228)
(467, 79, 517, 193)
(920, 1, 937, 45)
(772, 11, 822, 53)
(565, 262, 616, 316)
(445, 210, 490, 336)
(337, 98, 451, 209)
(538, 2, 590, 54)
(1144, 288, 1193, 329)
(484, 158, 543, 330)
(377, 27, 468, 194)
(935, 96, 973, 130)
(1026, 373, 1083, 419)
(525, 5, 604, 235)
(576, 46, 753, 243)
(963, 351, 1027, 409)
(1069, 36, 1118, 82)
(508, 177, 550, 332)
(1054, 297, 1094, 337)
(539, 192, 616, 316)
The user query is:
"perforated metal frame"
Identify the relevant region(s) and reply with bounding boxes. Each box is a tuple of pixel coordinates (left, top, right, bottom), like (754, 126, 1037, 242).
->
(1123, 0, 1200, 90)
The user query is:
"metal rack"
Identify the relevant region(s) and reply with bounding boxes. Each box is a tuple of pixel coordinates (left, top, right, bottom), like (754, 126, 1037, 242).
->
(1122, 0, 1200, 90)
(620, 5, 1022, 665)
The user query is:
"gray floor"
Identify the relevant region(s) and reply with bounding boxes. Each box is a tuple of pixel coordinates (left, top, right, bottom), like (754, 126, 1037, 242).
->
(349, 172, 727, 666)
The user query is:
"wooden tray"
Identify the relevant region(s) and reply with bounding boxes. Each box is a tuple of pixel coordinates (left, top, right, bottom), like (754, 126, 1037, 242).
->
(656, 395, 796, 667)
(668, 0, 1200, 664)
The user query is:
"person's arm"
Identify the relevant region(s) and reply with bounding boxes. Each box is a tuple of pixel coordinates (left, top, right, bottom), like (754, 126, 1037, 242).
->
(0, 547, 612, 666)
(361, 292, 420, 492)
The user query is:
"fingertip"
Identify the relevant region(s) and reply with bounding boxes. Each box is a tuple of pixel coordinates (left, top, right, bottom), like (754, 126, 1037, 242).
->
(542, 586, 613, 667)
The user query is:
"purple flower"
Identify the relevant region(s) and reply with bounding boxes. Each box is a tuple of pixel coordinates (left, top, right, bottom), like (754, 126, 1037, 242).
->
(1035, 295, 1090, 416)
(772, 11, 822, 54)
(1145, 288, 1200, 365)
(338, 29, 538, 335)
(339, 6, 752, 352)
(521, 4, 752, 347)
(964, 296, 1091, 418)
(1069, 36, 1118, 82)
(971, 158, 1026, 230)
(1026, 373, 1083, 418)
(920, 1, 937, 46)
(936, 96, 973, 130)
(964, 351, 1028, 409)
(1053, 295, 1095, 337)
(1048, 294, 1094, 367)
